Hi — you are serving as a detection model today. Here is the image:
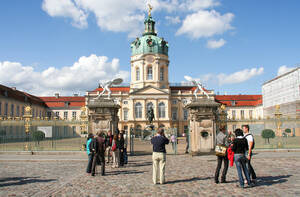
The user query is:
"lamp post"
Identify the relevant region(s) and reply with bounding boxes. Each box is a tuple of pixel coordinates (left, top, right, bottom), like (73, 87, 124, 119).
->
(274, 105, 282, 136)
(23, 106, 32, 151)
(130, 126, 134, 156)
(80, 107, 88, 150)
(274, 105, 283, 148)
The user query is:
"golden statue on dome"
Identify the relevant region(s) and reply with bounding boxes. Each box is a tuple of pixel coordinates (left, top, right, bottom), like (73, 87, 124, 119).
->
(148, 3, 153, 17)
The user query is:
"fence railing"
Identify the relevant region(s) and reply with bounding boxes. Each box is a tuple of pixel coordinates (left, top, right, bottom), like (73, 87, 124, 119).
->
(0, 118, 299, 151)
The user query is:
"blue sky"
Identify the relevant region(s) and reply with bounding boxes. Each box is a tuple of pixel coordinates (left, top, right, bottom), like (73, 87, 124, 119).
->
(0, 0, 299, 96)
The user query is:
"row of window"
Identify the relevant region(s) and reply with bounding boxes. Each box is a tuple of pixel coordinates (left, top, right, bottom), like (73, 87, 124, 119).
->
(50, 111, 78, 120)
(231, 110, 254, 119)
(135, 66, 165, 81)
(0, 102, 43, 117)
(123, 99, 188, 105)
(129, 125, 189, 133)
(124, 102, 188, 120)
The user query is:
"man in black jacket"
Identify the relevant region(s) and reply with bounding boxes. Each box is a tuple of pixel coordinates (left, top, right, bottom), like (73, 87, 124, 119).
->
(151, 128, 169, 184)
(91, 131, 106, 176)
(105, 130, 113, 164)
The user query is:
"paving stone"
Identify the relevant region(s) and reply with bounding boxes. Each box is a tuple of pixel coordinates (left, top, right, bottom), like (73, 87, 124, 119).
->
(0, 152, 299, 196)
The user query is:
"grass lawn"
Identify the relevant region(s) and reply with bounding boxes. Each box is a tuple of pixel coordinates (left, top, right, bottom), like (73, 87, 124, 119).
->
(0, 137, 87, 151)
(254, 136, 300, 149)
(0, 136, 299, 151)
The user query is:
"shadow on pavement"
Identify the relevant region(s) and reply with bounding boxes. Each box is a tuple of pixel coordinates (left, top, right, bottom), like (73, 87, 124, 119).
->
(0, 177, 56, 187)
(256, 175, 292, 187)
(129, 161, 152, 167)
(105, 170, 146, 176)
(166, 176, 213, 184)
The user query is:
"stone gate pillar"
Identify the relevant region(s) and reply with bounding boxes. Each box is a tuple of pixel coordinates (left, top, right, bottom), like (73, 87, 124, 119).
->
(186, 98, 220, 155)
(87, 99, 120, 135)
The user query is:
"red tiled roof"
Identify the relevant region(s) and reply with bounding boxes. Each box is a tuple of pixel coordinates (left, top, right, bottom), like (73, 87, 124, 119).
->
(170, 86, 197, 91)
(170, 86, 211, 93)
(215, 95, 262, 107)
(91, 87, 130, 93)
(44, 102, 65, 108)
(39, 96, 85, 102)
(39, 96, 85, 108)
(0, 84, 47, 107)
(69, 102, 85, 107)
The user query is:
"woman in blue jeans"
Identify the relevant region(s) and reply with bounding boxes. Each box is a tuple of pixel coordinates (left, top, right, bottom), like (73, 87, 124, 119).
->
(86, 133, 94, 174)
(231, 129, 254, 188)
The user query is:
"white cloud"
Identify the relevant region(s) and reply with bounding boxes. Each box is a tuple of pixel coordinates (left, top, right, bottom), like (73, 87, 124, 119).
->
(75, 0, 146, 38)
(277, 65, 295, 76)
(206, 38, 226, 49)
(177, 10, 234, 39)
(217, 67, 264, 86)
(42, 0, 231, 38)
(0, 55, 129, 96)
(181, 0, 220, 11)
(148, 0, 220, 12)
(165, 16, 181, 24)
(42, 0, 88, 28)
(195, 67, 264, 86)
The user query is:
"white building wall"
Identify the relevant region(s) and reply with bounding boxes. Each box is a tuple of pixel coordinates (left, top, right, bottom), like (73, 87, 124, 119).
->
(263, 68, 300, 108)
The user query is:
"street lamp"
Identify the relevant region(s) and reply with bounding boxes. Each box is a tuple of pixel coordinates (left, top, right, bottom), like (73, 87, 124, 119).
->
(23, 106, 32, 151)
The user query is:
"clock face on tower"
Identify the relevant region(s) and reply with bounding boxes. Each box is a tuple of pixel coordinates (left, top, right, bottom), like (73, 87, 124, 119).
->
(146, 56, 155, 63)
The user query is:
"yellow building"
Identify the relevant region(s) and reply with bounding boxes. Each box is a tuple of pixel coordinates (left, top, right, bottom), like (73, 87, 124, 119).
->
(0, 84, 47, 120)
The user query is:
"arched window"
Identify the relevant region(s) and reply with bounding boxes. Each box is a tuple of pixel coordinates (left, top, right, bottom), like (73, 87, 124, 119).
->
(147, 66, 153, 80)
(136, 67, 140, 81)
(146, 102, 154, 112)
(123, 108, 129, 121)
(160, 67, 164, 81)
(135, 102, 142, 118)
(158, 102, 165, 118)
(135, 124, 142, 137)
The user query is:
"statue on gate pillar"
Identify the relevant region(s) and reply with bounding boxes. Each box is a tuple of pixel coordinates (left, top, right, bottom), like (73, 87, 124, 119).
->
(184, 75, 209, 99)
(94, 78, 123, 100)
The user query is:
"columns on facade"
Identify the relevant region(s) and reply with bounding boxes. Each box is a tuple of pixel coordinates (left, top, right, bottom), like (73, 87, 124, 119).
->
(130, 99, 135, 121)
(155, 99, 159, 121)
(142, 99, 146, 120)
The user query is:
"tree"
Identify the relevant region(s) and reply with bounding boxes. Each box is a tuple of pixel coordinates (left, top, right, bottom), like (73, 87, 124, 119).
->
(261, 129, 275, 144)
(0, 130, 6, 144)
(285, 128, 291, 137)
(32, 131, 45, 145)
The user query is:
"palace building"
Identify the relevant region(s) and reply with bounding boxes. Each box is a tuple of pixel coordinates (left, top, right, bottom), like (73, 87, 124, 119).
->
(84, 13, 216, 135)
(0, 12, 269, 137)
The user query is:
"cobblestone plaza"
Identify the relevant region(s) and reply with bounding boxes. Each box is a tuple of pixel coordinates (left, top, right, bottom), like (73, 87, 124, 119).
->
(1, 151, 299, 197)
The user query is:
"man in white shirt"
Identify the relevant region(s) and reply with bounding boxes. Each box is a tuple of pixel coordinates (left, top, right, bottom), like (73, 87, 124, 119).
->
(242, 125, 257, 183)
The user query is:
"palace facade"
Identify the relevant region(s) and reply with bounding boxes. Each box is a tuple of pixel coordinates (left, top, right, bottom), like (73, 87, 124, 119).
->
(85, 14, 215, 135)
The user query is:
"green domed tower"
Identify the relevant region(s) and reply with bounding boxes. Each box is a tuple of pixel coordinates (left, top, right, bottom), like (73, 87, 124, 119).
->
(130, 9, 170, 91)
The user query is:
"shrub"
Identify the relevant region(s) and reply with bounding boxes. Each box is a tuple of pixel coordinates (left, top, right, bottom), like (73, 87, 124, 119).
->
(261, 129, 275, 144)
(285, 128, 291, 133)
(32, 130, 45, 145)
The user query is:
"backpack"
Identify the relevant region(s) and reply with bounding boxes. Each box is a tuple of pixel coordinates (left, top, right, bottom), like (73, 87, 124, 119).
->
(244, 134, 255, 149)
(89, 138, 98, 153)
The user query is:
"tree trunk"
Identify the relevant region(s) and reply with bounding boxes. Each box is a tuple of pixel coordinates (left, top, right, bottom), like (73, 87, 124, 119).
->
(267, 138, 270, 144)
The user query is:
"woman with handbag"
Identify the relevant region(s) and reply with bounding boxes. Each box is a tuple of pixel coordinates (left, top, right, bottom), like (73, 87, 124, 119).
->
(214, 127, 230, 184)
(112, 134, 120, 168)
